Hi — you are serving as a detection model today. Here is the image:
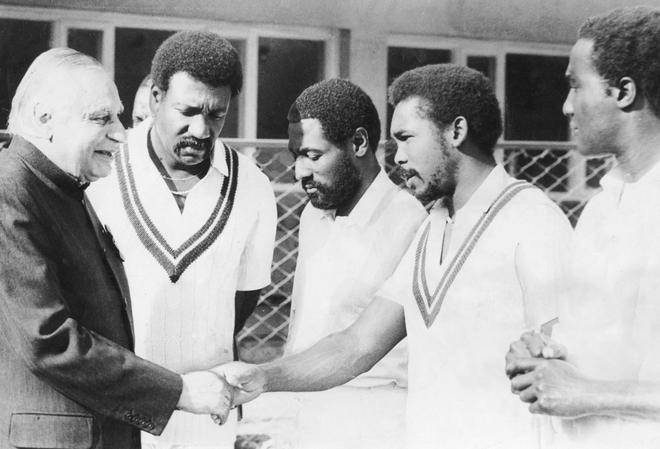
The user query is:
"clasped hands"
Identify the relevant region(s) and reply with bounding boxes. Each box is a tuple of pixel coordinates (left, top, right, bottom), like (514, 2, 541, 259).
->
(506, 330, 593, 418)
(177, 362, 266, 425)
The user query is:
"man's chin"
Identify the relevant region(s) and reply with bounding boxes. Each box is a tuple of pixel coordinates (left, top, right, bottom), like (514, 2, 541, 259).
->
(308, 195, 336, 210)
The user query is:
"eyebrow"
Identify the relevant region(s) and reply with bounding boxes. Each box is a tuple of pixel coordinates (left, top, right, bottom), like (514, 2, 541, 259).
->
(175, 102, 228, 113)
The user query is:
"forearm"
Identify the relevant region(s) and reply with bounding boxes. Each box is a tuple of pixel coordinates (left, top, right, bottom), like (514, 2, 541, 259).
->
(585, 379, 660, 421)
(261, 330, 381, 392)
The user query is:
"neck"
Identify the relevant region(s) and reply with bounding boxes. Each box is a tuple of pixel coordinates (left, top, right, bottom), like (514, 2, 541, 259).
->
(27, 135, 82, 180)
(451, 155, 496, 213)
(615, 116, 660, 182)
(335, 158, 381, 217)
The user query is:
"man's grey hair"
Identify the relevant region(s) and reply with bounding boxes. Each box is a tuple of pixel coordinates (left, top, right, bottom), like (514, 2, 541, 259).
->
(7, 47, 103, 136)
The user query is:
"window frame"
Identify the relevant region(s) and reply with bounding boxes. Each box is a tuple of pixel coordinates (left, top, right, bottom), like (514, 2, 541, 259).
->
(387, 34, 571, 142)
(0, 4, 340, 139)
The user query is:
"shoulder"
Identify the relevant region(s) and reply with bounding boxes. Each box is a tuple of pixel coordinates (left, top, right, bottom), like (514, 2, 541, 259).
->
(503, 182, 573, 237)
(221, 145, 277, 220)
(0, 147, 39, 207)
(223, 145, 271, 185)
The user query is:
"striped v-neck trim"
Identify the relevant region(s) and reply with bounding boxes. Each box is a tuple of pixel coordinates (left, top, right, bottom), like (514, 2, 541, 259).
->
(412, 181, 533, 328)
(115, 143, 239, 282)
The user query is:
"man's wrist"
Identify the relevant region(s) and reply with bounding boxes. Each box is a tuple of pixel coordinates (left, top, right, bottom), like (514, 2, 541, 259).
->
(258, 363, 274, 393)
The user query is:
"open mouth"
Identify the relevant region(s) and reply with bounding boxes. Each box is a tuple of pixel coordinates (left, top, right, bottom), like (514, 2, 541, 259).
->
(302, 181, 320, 195)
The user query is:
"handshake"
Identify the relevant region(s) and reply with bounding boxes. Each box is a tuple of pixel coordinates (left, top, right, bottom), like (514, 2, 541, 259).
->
(176, 362, 266, 425)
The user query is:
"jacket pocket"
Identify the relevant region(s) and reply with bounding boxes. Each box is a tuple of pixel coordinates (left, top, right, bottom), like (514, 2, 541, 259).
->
(9, 412, 94, 449)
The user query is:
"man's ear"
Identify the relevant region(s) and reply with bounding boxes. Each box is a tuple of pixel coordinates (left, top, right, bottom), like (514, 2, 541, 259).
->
(614, 77, 636, 109)
(352, 127, 369, 157)
(150, 84, 164, 114)
(449, 116, 468, 147)
(32, 102, 53, 140)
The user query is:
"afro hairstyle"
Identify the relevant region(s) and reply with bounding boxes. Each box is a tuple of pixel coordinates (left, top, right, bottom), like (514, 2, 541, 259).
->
(151, 30, 242, 97)
(388, 64, 502, 156)
(287, 78, 381, 153)
(579, 6, 660, 118)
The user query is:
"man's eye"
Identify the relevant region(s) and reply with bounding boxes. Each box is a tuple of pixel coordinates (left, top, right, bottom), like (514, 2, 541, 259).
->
(91, 116, 111, 125)
(307, 153, 321, 161)
(210, 112, 227, 120)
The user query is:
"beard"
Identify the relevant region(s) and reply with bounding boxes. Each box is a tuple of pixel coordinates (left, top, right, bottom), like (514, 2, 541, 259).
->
(302, 153, 362, 210)
(414, 159, 458, 204)
(396, 142, 459, 204)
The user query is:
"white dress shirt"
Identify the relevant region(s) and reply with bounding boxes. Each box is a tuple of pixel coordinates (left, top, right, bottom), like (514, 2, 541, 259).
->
(283, 169, 427, 449)
(286, 169, 427, 386)
(555, 160, 660, 448)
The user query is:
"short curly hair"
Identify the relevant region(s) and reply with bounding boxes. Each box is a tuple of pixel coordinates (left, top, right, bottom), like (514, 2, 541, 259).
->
(579, 6, 660, 118)
(287, 79, 381, 153)
(151, 30, 242, 97)
(388, 64, 502, 156)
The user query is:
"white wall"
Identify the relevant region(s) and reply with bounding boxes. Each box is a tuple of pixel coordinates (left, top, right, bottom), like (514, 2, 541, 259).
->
(4, 0, 660, 43)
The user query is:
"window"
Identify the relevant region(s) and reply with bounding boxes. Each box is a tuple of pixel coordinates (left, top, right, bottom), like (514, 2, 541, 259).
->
(0, 19, 51, 127)
(504, 54, 571, 192)
(0, 7, 337, 140)
(67, 28, 103, 61)
(504, 54, 569, 141)
(467, 55, 496, 82)
(257, 37, 325, 138)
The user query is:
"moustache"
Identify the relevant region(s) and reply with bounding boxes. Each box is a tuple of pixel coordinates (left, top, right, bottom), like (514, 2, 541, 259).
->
(174, 136, 213, 153)
(394, 165, 418, 181)
(301, 178, 324, 192)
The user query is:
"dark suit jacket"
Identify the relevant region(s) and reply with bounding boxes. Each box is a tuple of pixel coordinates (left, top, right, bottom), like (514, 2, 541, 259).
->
(0, 136, 183, 449)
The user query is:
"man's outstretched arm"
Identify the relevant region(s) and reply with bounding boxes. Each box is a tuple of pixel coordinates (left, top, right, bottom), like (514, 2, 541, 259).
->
(216, 296, 406, 404)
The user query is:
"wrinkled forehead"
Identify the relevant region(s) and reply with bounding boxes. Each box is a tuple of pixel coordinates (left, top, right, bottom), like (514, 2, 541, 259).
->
(54, 67, 122, 115)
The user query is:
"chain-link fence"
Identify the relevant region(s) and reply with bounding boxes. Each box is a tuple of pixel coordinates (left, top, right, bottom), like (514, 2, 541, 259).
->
(228, 139, 615, 365)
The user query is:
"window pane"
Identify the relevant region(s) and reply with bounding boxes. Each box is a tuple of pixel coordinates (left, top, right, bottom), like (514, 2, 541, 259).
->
(115, 27, 243, 137)
(388, 47, 452, 85)
(115, 28, 174, 127)
(257, 37, 325, 138)
(386, 47, 452, 134)
(505, 54, 569, 141)
(467, 55, 496, 82)
(68, 29, 103, 61)
(0, 19, 51, 128)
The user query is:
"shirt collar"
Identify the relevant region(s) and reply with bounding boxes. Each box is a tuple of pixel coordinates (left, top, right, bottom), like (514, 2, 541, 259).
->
(11, 134, 89, 198)
(600, 157, 660, 191)
(449, 164, 510, 216)
(315, 169, 395, 227)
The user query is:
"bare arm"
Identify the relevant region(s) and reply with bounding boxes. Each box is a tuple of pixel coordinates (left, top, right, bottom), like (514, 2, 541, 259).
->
(265, 296, 405, 391)
(216, 296, 406, 403)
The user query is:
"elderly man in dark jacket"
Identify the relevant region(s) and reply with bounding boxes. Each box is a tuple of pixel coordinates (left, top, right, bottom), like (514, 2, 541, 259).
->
(0, 48, 233, 449)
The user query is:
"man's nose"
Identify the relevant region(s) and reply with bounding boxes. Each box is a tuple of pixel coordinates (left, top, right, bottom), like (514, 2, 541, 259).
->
(294, 158, 312, 181)
(393, 143, 407, 166)
(188, 115, 211, 139)
(562, 90, 574, 117)
(107, 119, 126, 144)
